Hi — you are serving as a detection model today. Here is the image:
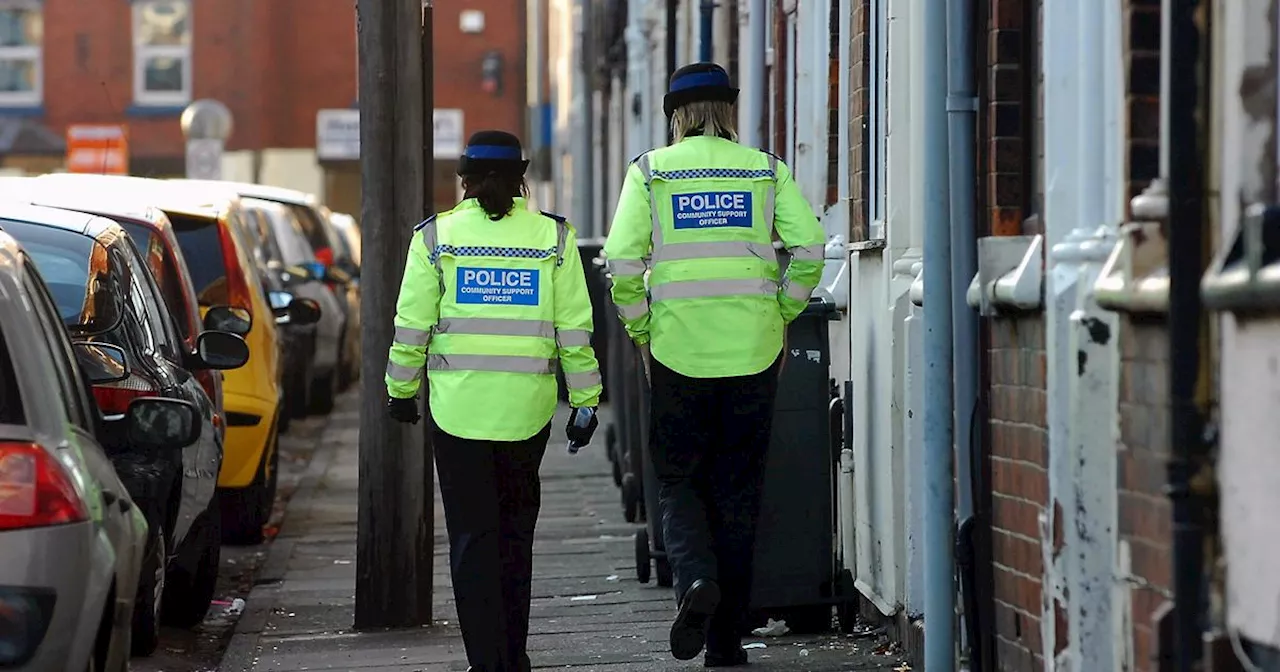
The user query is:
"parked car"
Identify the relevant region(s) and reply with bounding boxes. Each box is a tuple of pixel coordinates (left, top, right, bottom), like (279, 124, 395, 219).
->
(14, 186, 231, 443)
(0, 227, 200, 671)
(328, 211, 362, 269)
(178, 180, 359, 408)
(317, 206, 363, 390)
(238, 197, 345, 418)
(0, 201, 251, 642)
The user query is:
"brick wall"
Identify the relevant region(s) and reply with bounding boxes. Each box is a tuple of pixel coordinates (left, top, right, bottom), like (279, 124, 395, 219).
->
(1117, 320, 1173, 672)
(28, 0, 524, 166)
(825, 0, 840, 206)
(849, 0, 869, 241)
(988, 318, 1049, 671)
(1125, 0, 1162, 208)
(980, 0, 1050, 670)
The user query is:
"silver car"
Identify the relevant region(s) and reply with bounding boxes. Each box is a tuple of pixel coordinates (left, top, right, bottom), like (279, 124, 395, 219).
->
(0, 229, 203, 671)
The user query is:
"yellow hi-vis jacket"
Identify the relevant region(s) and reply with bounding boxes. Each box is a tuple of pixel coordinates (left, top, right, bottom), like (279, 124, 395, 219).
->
(603, 135, 827, 379)
(385, 198, 603, 442)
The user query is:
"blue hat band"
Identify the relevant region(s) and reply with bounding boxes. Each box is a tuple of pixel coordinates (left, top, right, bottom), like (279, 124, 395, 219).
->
(464, 144, 523, 160)
(670, 70, 731, 93)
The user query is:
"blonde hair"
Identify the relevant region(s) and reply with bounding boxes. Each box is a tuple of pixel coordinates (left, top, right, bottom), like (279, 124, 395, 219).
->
(671, 101, 738, 142)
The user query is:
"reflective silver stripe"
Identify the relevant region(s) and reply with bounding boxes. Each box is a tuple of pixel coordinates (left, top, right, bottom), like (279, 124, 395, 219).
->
(616, 300, 650, 320)
(435, 317, 554, 339)
(787, 244, 825, 262)
(565, 369, 603, 389)
(654, 240, 778, 264)
(420, 221, 438, 256)
(781, 279, 816, 302)
(651, 278, 779, 302)
(394, 325, 432, 346)
(555, 329, 592, 348)
(764, 153, 778, 226)
(607, 258, 649, 276)
(386, 361, 421, 381)
(427, 354, 556, 375)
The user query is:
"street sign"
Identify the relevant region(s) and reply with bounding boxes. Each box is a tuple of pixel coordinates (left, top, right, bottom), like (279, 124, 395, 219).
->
(66, 124, 129, 174)
(186, 138, 224, 179)
(316, 108, 465, 160)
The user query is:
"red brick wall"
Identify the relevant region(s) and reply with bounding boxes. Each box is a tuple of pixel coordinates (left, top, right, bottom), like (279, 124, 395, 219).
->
(988, 318, 1049, 671)
(1118, 320, 1172, 672)
(980, 0, 1050, 669)
(30, 0, 524, 165)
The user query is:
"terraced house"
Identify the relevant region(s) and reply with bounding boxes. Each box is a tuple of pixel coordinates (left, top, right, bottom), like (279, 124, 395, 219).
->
(550, 0, 1280, 669)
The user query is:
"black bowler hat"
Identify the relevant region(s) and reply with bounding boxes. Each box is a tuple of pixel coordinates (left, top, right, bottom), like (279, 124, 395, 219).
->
(663, 62, 739, 118)
(457, 130, 530, 177)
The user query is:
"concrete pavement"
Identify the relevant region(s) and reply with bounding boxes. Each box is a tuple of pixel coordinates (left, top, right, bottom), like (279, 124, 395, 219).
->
(220, 392, 909, 671)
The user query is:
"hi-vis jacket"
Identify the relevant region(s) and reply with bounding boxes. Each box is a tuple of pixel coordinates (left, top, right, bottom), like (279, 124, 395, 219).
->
(603, 135, 826, 379)
(385, 198, 603, 442)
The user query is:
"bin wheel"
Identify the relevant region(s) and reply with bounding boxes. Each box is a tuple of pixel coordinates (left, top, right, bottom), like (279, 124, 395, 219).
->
(621, 473, 640, 523)
(635, 528, 652, 584)
(655, 555, 673, 587)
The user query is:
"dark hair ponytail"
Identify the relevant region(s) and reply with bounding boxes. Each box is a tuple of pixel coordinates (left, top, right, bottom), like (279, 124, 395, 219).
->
(462, 172, 528, 221)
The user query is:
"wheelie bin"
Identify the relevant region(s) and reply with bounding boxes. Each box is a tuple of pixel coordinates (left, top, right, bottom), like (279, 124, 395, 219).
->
(632, 297, 851, 626)
(557, 237, 611, 403)
(596, 251, 645, 522)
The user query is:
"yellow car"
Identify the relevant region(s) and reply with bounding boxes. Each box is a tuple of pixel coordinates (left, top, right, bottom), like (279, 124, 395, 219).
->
(32, 174, 321, 544)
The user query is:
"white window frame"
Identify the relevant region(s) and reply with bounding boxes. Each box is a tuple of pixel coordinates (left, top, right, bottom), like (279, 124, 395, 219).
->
(132, 0, 192, 107)
(0, 0, 42, 107)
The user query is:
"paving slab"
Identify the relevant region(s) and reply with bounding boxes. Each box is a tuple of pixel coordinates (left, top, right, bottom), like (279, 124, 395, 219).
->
(227, 400, 909, 672)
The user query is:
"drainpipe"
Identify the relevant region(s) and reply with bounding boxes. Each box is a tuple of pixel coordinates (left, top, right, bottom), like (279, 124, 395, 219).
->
(666, 0, 679, 144)
(738, 0, 766, 147)
(1165, 0, 1205, 668)
(699, 0, 714, 60)
(946, 0, 980, 667)
(922, 0, 956, 668)
(576, 0, 596, 235)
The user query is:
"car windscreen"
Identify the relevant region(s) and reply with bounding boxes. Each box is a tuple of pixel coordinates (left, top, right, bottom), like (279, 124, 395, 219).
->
(0, 219, 121, 334)
(0, 321, 23, 425)
(167, 213, 231, 306)
(263, 208, 316, 267)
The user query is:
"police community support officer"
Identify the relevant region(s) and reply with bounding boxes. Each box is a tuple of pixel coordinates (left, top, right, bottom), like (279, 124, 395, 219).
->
(385, 130, 603, 672)
(603, 63, 826, 666)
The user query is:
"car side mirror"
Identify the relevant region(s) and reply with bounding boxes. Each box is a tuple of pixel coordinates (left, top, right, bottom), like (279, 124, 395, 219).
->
(284, 298, 322, 326)
(72, 342, 129, 385)
(193, 331, 250, 370)
(126, 397, 200, 450)
(204, 305, 252, 336)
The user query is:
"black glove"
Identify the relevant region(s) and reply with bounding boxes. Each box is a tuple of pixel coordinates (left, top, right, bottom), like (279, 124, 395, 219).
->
(565, 407, 599, 448)
(387, 396, 421, 424)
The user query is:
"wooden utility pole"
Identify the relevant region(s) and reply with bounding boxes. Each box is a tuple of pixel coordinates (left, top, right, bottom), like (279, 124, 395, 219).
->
(354, 0, 434, 630)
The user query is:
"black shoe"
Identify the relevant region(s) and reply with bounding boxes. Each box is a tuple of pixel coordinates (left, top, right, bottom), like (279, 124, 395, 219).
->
(670, 579, 721, 660)
(704, 646, 749, 667)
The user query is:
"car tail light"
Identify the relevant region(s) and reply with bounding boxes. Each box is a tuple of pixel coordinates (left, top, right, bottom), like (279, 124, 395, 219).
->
(217, 223, 254, 314)
(91, 374, 157, 417)
(0, 442, 89, 531)
(315, 247, 334, 267)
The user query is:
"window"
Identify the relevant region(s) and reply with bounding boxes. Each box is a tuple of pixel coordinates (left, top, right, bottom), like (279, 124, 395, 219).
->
(0, 321, 23, 425)
(1, 219, 122, 334)
(23, 262, 94, 430)
(0, 0, 42, 107)
(169, 214, 230, 306)
(119, 238, 181, 361)
(119, 220, 196, 341)
(132, 0, 191, 106)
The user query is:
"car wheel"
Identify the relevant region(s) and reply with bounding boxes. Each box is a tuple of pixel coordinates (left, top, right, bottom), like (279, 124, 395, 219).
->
(161, 506, 221, 628)
(219, 427, 278, 545)
(308, 369, 337, 415)
(131, 523, 166, 656)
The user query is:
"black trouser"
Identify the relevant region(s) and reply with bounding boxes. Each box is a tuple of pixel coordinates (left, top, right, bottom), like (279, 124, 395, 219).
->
(648, 355, 779, 653)
(432, 421, 551, 672)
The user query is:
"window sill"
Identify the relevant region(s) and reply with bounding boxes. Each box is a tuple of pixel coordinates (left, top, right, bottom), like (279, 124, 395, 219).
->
(126, 104, 188, 118)
(0, 105, 44, 117)
(1094, 222, 1169, 315)
(964, 234, 1044, 316)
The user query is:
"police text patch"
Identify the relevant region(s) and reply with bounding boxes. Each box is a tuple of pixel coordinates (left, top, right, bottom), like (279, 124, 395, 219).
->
(456, 267, 541, 306)
(671, 191, 754, 230)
